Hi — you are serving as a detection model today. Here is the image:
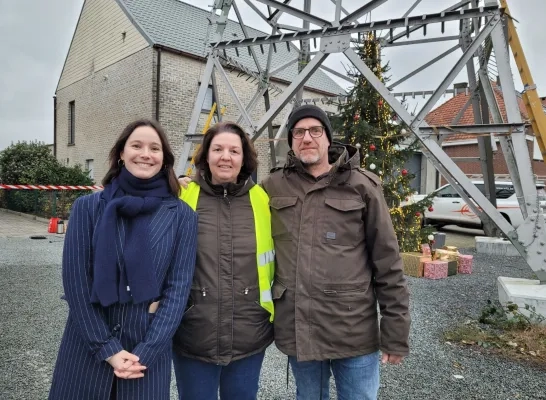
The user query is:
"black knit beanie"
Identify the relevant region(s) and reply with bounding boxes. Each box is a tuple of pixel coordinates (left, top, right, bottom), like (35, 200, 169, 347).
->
(286, 104, 333, 148)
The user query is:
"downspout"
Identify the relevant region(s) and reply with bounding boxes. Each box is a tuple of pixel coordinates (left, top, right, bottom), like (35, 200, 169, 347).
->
(155, 47, 162, 121)
(53, 95, 57, 157)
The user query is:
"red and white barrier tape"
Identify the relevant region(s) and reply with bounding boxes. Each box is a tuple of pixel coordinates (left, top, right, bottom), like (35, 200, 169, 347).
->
(0, 184, 103, 190)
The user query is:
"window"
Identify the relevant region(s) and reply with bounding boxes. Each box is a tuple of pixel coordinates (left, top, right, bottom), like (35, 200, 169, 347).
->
(464, 183, 515, 200)
(201, 84, 214, 112)
(68, 101, 75, 145)
(85, 159, 94, 181)
(495, 184, 515, 199)
(435, 185, 461, 198)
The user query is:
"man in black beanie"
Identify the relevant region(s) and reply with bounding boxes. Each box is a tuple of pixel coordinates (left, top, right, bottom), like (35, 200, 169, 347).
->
(286, 104, 333, 148)
(262, 104, 410, 400)
(281, 104, 335, 178)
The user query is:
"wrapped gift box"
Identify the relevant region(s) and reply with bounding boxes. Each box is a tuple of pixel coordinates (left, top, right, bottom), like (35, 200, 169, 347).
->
(424, 260, 448, 279)
(401, 252, 431, 277)
(447, 260, 458, 276)
(434, 248, 459, 262)
(443, 245, 458, 252)
(420, 243, 432, 256)
(458, 254, 473, 274)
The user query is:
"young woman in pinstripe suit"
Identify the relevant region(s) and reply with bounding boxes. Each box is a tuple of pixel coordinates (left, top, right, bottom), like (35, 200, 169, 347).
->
(49, 119, 198, 400)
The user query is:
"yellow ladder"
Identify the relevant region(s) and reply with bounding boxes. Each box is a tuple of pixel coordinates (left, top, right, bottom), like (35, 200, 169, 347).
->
(501, 0, 546, 161)
(185, 103, 226, 176)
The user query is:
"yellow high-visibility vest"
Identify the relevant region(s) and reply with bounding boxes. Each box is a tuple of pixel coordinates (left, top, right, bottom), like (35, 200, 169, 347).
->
(180, 182, 275, 322)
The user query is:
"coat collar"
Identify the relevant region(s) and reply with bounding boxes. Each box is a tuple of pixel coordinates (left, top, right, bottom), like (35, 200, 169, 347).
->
(196, 169, 255, 197)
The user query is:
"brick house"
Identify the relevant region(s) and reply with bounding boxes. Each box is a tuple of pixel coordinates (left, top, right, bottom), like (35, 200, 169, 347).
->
(422, 82, 546, 188)
(54, 0, 342, 183)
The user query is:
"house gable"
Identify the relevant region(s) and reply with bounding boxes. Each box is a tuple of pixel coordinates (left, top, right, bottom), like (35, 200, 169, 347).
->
(57, 0, 151, 91)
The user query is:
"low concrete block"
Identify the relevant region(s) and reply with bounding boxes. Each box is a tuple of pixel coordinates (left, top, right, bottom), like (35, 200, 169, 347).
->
(497, 276, 546, 323)
(475, 236, 520, 257)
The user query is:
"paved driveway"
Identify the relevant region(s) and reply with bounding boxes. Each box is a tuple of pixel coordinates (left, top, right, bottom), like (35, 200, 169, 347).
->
(443, 225, 483, 249)
(0, 209, 61, 238)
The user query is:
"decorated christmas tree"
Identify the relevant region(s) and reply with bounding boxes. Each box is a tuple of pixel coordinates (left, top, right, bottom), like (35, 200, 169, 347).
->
(333, 33, 435, 252)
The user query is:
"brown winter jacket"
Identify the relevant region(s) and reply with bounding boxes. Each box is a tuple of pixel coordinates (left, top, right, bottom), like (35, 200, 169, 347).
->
(173, 172, 273, 365)
(262, 143, 410, 362)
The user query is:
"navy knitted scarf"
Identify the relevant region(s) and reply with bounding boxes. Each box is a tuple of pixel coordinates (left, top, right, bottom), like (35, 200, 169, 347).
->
(90, 167, 172, 307)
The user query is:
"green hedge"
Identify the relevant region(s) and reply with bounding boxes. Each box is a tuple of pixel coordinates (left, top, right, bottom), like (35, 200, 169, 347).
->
(0, 141, 94, 218)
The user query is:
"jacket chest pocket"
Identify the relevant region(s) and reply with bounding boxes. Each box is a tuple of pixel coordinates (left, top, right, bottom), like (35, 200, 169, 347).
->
(270, 196, 298, 241)
(321, 198, 365, 246)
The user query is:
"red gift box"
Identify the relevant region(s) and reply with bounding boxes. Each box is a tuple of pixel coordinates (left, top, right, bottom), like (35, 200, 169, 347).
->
(458, 254, 473, 274)
(424, 260, 448, 280)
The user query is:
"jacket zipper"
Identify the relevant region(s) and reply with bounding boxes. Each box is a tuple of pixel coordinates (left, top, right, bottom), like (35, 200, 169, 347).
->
(227, 190, 235, 362)
(217, 188, 232, 362)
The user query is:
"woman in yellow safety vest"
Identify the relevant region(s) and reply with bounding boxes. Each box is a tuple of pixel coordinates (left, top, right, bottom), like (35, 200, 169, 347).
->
(172, 121, 274, 400)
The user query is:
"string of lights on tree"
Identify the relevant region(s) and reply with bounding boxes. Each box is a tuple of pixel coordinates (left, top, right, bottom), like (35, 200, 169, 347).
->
(332, 32, 436, 252)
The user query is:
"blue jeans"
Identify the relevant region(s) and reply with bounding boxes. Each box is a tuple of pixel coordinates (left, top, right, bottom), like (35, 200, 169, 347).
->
(172, 351, 266, 400)
(289, 351, 380, 400)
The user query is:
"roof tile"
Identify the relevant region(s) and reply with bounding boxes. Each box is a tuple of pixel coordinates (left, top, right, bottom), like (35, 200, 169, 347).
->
(121, 0, 343, 95)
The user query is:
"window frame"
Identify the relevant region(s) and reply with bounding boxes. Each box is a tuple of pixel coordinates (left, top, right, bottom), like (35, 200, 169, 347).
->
(68, 101, 75, 145)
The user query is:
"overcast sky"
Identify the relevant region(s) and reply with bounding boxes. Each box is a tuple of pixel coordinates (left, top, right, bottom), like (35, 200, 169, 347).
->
(1, 0, 545, 151)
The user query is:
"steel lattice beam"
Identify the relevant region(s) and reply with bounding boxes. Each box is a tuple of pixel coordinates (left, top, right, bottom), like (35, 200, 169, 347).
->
(211, 6, 499, 49)
(179, 0, 546, 281)
(254, 0, 332, 27)
(338, 0, 388, 25)
(419, 123, 528, 135)
(385, 0, 473, 43)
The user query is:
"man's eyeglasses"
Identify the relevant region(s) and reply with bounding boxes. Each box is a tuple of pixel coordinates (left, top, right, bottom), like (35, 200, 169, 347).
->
(291, 126, 325, 139)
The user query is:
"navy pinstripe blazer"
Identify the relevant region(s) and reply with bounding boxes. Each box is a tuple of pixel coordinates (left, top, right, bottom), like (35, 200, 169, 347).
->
(49, 191, 198, 400)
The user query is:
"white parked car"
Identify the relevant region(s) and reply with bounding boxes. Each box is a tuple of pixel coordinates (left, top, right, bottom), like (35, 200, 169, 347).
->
(412, 181, 546, 229)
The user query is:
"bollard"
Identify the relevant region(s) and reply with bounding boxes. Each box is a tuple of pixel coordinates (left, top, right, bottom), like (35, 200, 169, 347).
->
(48, 217, 60, 233)
(433, 232, 446, 248)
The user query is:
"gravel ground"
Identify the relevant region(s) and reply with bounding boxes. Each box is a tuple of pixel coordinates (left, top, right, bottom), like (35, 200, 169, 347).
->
(1, 236, 545, 399)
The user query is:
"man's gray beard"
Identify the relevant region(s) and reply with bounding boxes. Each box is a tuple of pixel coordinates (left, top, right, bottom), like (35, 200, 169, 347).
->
(299, 155, 321, 166)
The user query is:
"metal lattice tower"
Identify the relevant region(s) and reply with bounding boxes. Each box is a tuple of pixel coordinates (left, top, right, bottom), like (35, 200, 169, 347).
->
(176, 0, 546, 283)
